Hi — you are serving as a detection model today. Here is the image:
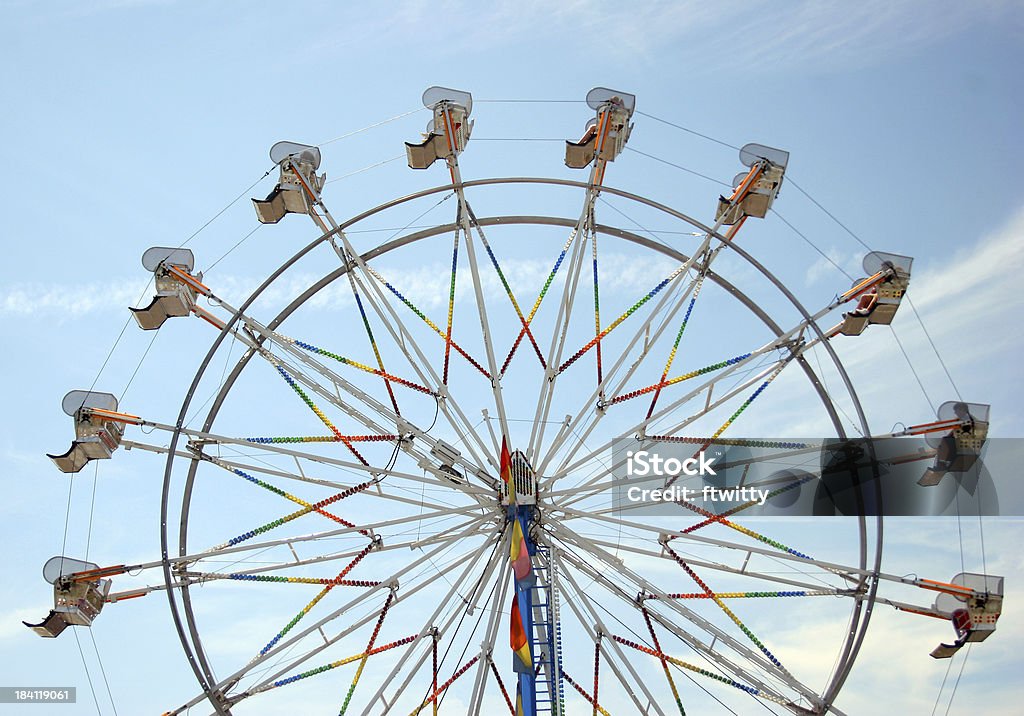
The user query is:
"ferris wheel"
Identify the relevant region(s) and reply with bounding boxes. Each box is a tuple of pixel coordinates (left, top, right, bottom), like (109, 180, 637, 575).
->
(26, 87, 1004, 715)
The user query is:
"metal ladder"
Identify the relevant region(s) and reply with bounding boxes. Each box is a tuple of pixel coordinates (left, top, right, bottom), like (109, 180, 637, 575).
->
(530, 545, 563, 715)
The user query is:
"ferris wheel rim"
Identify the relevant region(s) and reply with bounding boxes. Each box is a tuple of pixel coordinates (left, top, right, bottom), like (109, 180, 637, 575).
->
(157, 176, 884, 714)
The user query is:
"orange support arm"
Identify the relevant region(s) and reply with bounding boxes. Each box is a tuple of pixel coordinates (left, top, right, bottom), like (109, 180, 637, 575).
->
(441, 107, 459, 184)
(724, 214, 748, 241)
(192, 305, 226, 330)
(838, 271, 887, 303)
(918, 578, 976, 598)
(592, 108, 614, 187)
(70, 564, 129, 582)
(167, 265, 212, 296)
(87, 408, 142, 426)
(894, 605, 947, 620)
(717, 163, 762, 241)
(728, 163, 764, 204)
(287, 158, 323, 207)
(903, 418, 968, 436)
(106, 589, 150, 603)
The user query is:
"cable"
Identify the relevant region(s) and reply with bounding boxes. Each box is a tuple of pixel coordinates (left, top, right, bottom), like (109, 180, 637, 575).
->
(943, 643, 972, 716)
(596, 194, 701, 252)
(58, 473, 75, 574)
(809, 342, 863, 437)
(888, 326, 936, 413)
(425, 394, 441, 434)
(771, 210, 856, 282)
(183, 330, 238, 429)
(381, 192, 454, 244)
(85, 461, 99, 561)
(204, 223, 263, 273)
(787, 179, 874, 254)
(119, 328, 161, 403)
(930, 648, 957, 716)
(324, 155, 405, 185)
(904, 295, 963, 401)
(317, 107, 423, 147)
(634, 111, 741, 152)
(80, 309, 144, 409)
(72, 629, 102, 715)
(475, 99, 585, 104)
(625, 146, 732, 187)
(977, 477, 988, 578)
(954, 488, 966, 576)
(471, 137, 563, 142)
(177, 170, 272, 251)
(89, 631, 120, 716)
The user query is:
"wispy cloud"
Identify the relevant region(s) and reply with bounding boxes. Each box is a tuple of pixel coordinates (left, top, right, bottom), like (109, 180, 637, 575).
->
(0, 603, 49, 640)
(0, 279, 150, 318)
(0, 251, 679, 319)
(318, 0, 1019, 73)
(905, 205, 1024, 319)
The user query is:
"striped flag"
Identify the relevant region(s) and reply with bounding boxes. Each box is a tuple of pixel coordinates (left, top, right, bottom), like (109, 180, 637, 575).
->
(510, 515, 532, 583)
(510, 593, 533, 674)
(501, 435, 514, 504)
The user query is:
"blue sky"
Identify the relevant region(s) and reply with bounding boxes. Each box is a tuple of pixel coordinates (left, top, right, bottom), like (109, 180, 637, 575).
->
(2, 1, 1022, 714)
